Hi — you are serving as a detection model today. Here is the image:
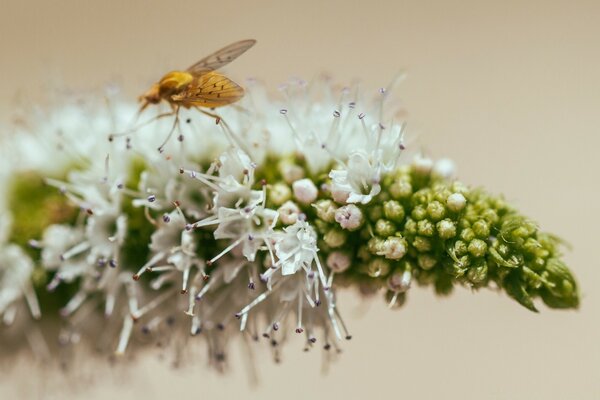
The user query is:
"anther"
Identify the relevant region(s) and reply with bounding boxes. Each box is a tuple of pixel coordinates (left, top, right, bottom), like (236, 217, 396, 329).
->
(147, 195, 156, 203)
(86, 208, 94, 215)
(280, 109, 288, 115)
(162, 214, 170, 223)
(333, 110, 341, 118)
(358, 113, 366, 119)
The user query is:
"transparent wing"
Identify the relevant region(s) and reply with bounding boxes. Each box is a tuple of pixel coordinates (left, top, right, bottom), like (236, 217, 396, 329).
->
(171, 71, 244, 108)
(186, 39, 256, 75)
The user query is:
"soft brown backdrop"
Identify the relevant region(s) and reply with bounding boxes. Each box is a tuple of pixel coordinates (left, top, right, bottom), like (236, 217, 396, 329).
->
(1, 0, 599, 398)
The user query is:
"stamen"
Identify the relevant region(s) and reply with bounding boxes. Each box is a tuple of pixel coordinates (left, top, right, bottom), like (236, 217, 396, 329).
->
(115, 315, 134, 355)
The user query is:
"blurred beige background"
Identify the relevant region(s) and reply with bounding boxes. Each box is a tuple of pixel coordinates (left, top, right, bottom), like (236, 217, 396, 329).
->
(1, 0, 599, 398)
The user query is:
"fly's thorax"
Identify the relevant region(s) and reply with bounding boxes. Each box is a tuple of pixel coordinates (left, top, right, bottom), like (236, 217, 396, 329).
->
(158, 70, 194, 98)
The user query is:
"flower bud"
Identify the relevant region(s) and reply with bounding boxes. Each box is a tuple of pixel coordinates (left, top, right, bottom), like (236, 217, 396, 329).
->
(447, 193, 466, 212)
(472, 220, 490, 238)
(417, 219, 435, 237)
(379, 236, 407, 260)
(375, 219, 396, 237)
(313, 199, 337, 223)
(413, 155, 433, 175)
(418, 254, 437, 270)
(412, 236, 432, 252)
(426, 200, 446, 221)
(269, 183, 291, 206)
(335, 204, 364, 231)
(326, 251, 351, 273)
(468, 238, 488, 258)
(279, 161, 305, 183)
(277, 201, 300, 225)
(432, 158, 456, 180)
(323, 228, 347, 248)
(292, 178, 318, 204)
(387, 269, 411, 292)
(437, 219, 457, 239)
(389, 179, 412, 200)
(383, 200, 405, 223)
(364, 258, 391, 277)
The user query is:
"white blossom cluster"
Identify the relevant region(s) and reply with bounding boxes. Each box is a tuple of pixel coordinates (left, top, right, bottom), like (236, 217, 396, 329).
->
(0, 77, 410, 366)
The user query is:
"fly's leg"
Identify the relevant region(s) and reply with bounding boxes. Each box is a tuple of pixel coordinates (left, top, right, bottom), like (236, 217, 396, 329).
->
(157, 105, 181, 153)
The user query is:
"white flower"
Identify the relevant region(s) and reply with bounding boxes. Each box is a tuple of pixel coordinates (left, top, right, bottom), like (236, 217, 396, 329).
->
(330, 151, 382, 204)
(273, 220, 320, 276)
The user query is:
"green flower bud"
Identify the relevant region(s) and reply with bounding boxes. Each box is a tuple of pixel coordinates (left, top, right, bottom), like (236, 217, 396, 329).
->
(375, 219, 396, 237)
(460, 228, 475, 242)
(417, 219, 435, 237)
(269, 183, 292, 206)
(389, 179, 412, 200)
(454, 240, 468, 256)
(412, 236, 432, 252)
(379, 236, 408, 260)
(404, 218, 417, 235)
(323, 228, 347, 248)
(368, 205, 384, 222)
(468, 238, 488, 258)
(364, 258, 391, 277)
(368, 237, 385, 254)
(437, 219, 457, 239)
(467, 259, 488, 284)
(313, 199, 337, 223)
(383, 200, 405, 223)
(472, 219, 490, 238)
(411, 205, 427, 221)
(418, 254, 437, 270)
(426, 200, 446, 221)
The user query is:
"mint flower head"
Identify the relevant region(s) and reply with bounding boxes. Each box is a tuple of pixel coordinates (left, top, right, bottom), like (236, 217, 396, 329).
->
(0, 76, 578, 369)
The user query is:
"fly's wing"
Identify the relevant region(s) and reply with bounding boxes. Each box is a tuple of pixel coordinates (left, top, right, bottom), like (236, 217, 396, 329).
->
(186, 39, 256, 75)
(171, 71, 244, 108)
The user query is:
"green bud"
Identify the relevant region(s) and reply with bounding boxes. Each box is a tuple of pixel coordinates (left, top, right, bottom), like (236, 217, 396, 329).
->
(364, 258, 391, 278)
(379, 236, 408, 260)
(417, 219, 435, 237)
(418, 254, 437, 270)
(454, 240, 468, 256)
(269, 183, 291, 206)
(323, 228, 347, 248)
(313, 199, 337, 223)
(426, 200, 446, 221)
(411, 205, 427, 221)
(404, 218, 417, 235)
(389, 179, 412, 200)
(472, 220, 490, 238)
(437, 219, 457, 239)
(375, 219, 396, 237)
(412, 236, 432, 252)
(467, 259, 488, 284)
(468, 238, 488, 258)
(368, 237, 386, 254)
(383, 200, 405, 223)
(368, 205, 384, 221)
(460, 228, 475, 242)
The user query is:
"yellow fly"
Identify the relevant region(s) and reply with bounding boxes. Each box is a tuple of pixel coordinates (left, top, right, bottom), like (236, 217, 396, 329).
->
(116, 39, 256, 151)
